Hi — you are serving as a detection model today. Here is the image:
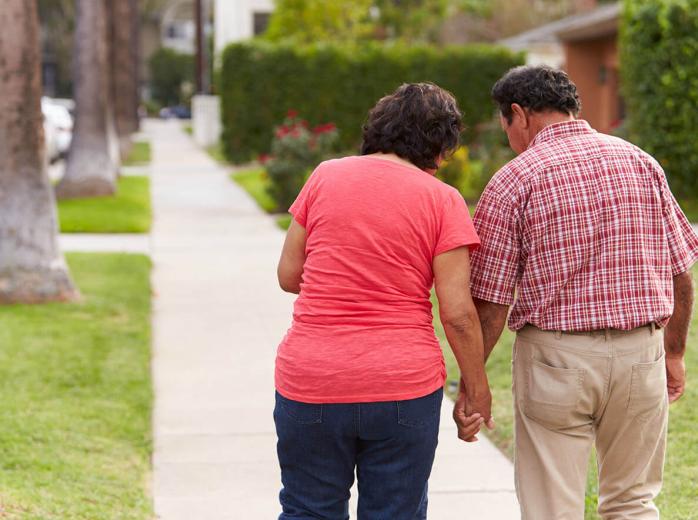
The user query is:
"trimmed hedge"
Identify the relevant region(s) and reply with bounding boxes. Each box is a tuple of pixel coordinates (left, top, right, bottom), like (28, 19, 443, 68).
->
(219, 41, 524, 163)
(621, 0, 698, 197)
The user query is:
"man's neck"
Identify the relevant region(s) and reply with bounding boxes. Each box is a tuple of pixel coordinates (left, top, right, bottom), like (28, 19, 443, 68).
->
(528, 113, 576, 142)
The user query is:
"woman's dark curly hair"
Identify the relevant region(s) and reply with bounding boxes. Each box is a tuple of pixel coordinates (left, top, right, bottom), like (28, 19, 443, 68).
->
(492, 66, 581, 123)
(360, 83, 463, 170)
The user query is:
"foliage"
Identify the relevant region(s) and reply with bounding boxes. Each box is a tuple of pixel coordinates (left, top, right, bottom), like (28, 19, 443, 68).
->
(0, 253, 152, 519)
(266, 112, 339, 211)
(219, 41, 523, 163)
(265, 0, 376, 44)
(435, 264, 698, 519)
(436, 146, 489, 201)
(57, 176, 151, 233)
(621, 0, 698, 198)
(123, 141, 151, 166)
(148, 47, 194, 108)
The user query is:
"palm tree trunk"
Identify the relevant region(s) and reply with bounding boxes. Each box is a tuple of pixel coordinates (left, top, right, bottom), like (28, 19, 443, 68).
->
(0, 0, 78, 304)
(56, 0, 119, 199)
(109, 0, 141, 160)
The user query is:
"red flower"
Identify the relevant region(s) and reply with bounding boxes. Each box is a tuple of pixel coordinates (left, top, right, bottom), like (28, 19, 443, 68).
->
(275, 125, 290, 138)
(258, 153, 271, 164)
(313, 123, 337, 135)
(287, 109, 299, 119)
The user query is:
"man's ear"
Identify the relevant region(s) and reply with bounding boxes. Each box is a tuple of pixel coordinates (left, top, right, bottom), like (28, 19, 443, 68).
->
(510, 103, 529, 129)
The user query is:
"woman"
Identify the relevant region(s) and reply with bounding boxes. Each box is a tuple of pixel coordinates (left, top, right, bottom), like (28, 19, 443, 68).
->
(275, 83, 493, 519)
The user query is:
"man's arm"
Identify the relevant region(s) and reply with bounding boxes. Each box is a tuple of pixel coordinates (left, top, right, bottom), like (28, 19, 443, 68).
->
(474, 298, 509, 362)
(665, 270, 694, 403)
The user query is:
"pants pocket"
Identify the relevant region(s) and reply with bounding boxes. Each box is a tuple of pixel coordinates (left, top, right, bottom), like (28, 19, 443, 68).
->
(524, 357, 585, 430)
(397, 389, 442, 428)
(627, 351, 667, 423)
(276, 392, 323, 425)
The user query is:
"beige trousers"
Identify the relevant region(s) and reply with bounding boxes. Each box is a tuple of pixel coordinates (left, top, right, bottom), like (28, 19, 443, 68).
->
(512, 325, 668, 520)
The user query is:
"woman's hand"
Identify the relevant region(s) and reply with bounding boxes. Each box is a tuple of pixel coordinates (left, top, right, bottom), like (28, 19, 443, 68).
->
(453, 379, 495, 442)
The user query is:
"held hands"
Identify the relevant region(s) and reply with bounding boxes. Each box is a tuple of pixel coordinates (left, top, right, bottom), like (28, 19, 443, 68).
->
(452, 379, 495, 442)
(666, 355, 686, 403)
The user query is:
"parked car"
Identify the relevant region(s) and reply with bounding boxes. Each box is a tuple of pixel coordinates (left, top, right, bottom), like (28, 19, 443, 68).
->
(159, 105, 191, 119)
(42, 97, 73, 161)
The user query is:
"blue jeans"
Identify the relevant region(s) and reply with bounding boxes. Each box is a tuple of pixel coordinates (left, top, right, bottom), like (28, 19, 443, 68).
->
(274, 388, 443, 520)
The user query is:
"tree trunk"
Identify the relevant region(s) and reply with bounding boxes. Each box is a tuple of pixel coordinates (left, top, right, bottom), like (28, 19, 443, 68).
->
(109, 0, 140, 160)
(0, 0, 78, 304)
(56, 0, 119, 199)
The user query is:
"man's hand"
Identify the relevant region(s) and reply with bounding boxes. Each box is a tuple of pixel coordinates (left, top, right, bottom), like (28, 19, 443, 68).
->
(453, 380, 495, 442)
(666, 355, 686, 403)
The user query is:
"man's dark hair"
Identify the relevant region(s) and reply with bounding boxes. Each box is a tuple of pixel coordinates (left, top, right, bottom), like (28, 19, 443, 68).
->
(492, 66, 581, 123)
(361, 83, 463, 170)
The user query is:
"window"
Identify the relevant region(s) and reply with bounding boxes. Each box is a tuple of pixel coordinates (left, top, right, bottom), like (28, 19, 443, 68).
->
(253, 12, 271, 36)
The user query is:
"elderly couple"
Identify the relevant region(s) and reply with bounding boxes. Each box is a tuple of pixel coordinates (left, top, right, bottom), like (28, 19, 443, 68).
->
(273, 66, 698, 519)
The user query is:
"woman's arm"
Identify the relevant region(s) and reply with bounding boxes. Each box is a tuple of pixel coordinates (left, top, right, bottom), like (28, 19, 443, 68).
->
(434, 246, 495, 440)
(277, 219, 307, 294)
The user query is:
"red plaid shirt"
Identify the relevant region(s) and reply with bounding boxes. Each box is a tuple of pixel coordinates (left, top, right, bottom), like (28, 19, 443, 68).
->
(470, 120, 698, 331)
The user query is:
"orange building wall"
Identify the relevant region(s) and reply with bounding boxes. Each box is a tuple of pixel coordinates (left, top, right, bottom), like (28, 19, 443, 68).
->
(563, 35, 620, 134)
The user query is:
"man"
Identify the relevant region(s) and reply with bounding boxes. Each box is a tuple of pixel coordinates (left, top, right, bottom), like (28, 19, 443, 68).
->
(465, 66, 698, 519)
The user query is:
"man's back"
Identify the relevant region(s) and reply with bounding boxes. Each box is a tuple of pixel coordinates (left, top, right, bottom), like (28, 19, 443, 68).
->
(470, 119, 697, 331)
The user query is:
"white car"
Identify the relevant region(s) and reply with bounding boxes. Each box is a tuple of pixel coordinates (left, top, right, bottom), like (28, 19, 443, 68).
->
(42, 97, 73, 161)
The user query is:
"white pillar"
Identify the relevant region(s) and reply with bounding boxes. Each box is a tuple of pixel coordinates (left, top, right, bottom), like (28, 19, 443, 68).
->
(191, 94, 221, 147)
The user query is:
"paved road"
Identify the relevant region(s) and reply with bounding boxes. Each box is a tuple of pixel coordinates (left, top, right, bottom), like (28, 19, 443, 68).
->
(147, 119, 518, 519)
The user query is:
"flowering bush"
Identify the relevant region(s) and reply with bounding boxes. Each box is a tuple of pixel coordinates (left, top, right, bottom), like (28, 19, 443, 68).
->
(265, 111, 339, 211)
(436, 146, 488, 202)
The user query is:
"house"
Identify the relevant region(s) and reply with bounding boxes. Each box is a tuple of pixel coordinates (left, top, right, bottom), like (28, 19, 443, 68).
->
(501, 2, 622, 134)
(214, 0, 274, 56)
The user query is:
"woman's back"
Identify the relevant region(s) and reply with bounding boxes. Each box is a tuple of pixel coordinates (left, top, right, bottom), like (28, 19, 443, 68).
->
(276, 155, 478, 403)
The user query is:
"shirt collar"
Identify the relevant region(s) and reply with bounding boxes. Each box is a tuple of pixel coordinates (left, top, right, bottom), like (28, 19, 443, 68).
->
(528, 119, 595, 149)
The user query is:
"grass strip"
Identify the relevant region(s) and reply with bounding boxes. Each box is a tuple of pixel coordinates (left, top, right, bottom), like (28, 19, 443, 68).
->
(0, 253, 152, 519)
(57, 176, 151, 233)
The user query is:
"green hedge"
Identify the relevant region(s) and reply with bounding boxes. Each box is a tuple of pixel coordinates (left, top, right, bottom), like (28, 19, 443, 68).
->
(621, 0, 698, 197)
(219, 42, 524, 163)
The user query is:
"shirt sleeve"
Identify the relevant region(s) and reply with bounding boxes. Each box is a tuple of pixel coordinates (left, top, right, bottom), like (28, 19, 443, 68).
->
(655, 167, 698, 276)
(434, 188, 480, 256)
(469, 185, 521, 306)
(288, 167, 321, 228)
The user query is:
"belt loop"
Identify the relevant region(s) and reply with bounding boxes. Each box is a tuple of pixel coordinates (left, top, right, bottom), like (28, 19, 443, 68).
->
(555, 330, 562, 340)
(650, 322, 656, 335)
(604, 329, 611, 342)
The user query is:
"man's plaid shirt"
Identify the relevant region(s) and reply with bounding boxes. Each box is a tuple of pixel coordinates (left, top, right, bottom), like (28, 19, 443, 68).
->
(470, 120, 698, 331)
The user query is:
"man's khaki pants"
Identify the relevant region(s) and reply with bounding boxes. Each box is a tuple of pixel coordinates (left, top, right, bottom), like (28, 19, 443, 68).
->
(513, 325, 668, 519)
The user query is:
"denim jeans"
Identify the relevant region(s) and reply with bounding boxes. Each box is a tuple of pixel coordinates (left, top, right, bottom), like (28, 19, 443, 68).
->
(274, 388, 443, 520)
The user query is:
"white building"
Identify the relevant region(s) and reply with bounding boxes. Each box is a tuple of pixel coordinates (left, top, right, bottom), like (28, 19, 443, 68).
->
(214, 0, 274, 55)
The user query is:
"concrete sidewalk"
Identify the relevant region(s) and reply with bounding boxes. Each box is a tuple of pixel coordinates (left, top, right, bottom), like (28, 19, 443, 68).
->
(148, 119, 518, 519)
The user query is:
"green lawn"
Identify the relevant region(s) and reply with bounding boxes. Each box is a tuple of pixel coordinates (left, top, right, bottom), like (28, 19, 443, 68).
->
(123, 141, 151, 166)
(57, 176, 151, 233)
(206, 142, 228, 165)
(230, 168, 292, 231)
(0, 253, 152, 519)
(435, 263, 698, 519)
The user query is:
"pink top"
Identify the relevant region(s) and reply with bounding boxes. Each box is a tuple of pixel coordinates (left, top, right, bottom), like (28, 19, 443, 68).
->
(275, 155, 480, 403)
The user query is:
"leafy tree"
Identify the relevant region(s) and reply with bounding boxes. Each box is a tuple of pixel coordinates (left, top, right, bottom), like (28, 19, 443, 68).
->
(148, 47, 195, 107)
(265, 0, 376, 44)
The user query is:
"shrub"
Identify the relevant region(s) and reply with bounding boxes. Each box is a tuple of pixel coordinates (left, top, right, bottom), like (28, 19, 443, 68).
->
(437, 146, 492, 202)
(148, 47, 194, 108)
(621, 0, 698, 197)
(219, 41, 524, 163)
(266, 112, 339, 211)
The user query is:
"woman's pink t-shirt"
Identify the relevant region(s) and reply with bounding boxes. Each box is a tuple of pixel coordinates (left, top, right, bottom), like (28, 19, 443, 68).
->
(275, 156, 480, 403)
